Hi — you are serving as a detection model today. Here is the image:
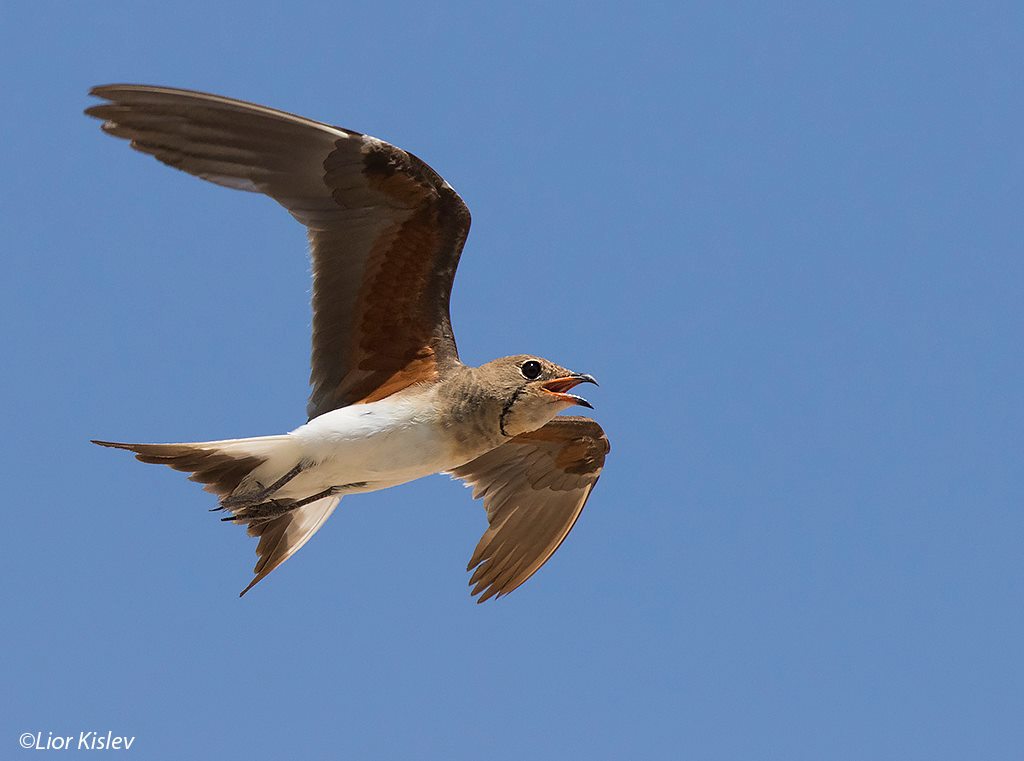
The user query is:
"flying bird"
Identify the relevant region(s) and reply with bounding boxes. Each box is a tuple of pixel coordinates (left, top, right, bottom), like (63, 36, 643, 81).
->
(85, 85, 609, 602)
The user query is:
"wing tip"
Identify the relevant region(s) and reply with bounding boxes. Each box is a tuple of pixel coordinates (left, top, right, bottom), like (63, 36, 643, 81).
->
(471, 585, 513, 604)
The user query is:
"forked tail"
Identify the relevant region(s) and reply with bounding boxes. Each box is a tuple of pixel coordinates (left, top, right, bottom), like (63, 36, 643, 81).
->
(93, 433, 336, 596)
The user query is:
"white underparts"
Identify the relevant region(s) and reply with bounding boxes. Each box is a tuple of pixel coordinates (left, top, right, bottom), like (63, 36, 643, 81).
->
(239, 394, 460, 502)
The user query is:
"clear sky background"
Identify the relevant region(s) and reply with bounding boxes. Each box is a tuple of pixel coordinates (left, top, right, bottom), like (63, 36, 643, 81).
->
(2, 2, 1021, 759)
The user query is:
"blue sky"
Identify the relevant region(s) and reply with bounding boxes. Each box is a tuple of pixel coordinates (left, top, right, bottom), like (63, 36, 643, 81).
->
(2, 1, 1022, 758)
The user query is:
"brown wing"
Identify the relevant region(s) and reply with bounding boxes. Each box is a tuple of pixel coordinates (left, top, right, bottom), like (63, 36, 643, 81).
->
(85, 84, 471, 420)
(449, 417, 610, 603)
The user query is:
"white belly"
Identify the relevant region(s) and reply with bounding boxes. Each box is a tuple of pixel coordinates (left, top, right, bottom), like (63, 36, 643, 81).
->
(268, 394, 457, 499)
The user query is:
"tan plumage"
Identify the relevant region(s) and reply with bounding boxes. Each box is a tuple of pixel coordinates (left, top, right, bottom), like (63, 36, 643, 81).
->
(87, 85, 609, 601)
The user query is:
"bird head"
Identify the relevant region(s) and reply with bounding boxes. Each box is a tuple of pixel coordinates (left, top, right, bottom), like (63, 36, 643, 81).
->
(476, 355, 598, 438)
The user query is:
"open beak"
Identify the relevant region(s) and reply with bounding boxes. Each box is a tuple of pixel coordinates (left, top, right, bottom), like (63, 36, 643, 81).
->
(541, 373, 599, 409)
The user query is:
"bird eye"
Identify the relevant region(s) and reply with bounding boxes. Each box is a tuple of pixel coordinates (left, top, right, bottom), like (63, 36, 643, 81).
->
(520, 360, 542, 380)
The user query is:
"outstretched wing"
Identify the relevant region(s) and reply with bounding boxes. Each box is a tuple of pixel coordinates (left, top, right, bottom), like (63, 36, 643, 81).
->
(85, 84, 471, 419)
(450, 417, 610, 603)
